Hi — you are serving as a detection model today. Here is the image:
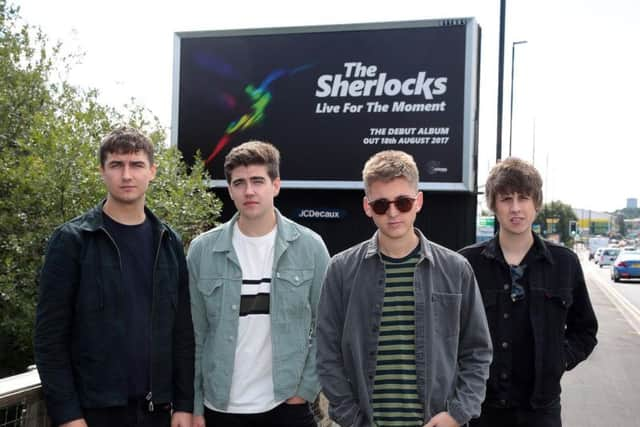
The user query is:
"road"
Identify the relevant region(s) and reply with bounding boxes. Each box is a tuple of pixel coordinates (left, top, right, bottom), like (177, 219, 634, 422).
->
(561, 251, 640, 426)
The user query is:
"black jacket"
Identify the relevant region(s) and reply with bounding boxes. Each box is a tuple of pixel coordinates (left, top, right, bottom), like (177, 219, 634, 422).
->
(34, 202, 194, 426)
(459, 233, 597, 408)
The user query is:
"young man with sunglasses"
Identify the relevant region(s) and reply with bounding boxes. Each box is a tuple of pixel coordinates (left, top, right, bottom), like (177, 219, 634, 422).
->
(317, 150, 492, 427)
(459, 157, 598, 427)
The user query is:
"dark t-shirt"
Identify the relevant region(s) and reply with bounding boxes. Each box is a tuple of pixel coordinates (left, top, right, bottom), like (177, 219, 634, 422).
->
(103, 213, 154, 399)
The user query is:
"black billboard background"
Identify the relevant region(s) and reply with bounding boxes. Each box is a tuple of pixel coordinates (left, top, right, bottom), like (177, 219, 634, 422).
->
(177, 23, 468, 186)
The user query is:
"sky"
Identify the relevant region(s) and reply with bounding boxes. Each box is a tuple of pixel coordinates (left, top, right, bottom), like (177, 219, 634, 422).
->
(15, 0, 640, 213)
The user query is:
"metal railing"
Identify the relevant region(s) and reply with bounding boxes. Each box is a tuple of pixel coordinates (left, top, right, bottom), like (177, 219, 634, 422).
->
(0, 369, 337, 427)
(0, 369, 49, 427)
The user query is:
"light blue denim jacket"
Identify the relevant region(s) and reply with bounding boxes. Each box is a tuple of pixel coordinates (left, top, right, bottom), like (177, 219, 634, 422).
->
(187, 210, 330, 415)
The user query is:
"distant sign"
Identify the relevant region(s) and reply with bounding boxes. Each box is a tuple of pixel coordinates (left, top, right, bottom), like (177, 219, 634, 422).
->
(293, 208, 347, 220)
(172, 18, 480, 191)
(476, 215, 495, 242)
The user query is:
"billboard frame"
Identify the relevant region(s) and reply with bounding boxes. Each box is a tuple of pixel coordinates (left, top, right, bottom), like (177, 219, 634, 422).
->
(171, 18, 480, 192)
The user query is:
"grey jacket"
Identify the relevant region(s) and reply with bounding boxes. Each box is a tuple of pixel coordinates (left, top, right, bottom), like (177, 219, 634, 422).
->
(316, 230, 492, 426)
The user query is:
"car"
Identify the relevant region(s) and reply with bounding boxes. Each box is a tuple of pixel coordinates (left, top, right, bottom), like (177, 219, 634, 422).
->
(593, 248, 605, 264)
(598, 248, 621, 267)
(611, 252, 640, 282)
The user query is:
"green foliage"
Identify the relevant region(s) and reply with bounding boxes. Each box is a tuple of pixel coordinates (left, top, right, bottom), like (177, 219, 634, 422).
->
(535, 200, 578, 246)
(615, 207, 640, 219)
(0, 5, 220, 376)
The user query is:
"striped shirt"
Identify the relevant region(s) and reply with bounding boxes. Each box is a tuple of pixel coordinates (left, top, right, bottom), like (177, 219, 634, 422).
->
(372, 247, 423, 427)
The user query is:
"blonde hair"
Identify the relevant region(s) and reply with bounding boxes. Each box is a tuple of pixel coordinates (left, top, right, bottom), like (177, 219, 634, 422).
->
(362, 150, 419, 195)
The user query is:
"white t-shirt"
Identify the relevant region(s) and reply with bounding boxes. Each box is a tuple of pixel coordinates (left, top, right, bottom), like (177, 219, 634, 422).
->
(205, 223, 282, 413)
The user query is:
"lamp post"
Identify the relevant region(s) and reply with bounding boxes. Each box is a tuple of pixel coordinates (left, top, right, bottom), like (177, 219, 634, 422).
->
(509, 40, 528, 157)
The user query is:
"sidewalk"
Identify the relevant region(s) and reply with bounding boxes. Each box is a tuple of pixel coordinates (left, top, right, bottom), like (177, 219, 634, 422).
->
(561, 259, 640, 426)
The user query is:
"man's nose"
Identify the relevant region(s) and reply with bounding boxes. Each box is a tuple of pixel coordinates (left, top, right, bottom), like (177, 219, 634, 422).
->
(244, 182, 256, 195)
(387, 201, 400, 216)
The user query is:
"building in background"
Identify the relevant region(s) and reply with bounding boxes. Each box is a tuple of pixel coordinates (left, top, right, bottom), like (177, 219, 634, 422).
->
(626, 198, 638, 209)
(573, 208, 613, 236)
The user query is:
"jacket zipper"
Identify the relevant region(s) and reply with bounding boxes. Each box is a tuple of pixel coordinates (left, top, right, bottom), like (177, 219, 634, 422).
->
(146, 228, 165, 412)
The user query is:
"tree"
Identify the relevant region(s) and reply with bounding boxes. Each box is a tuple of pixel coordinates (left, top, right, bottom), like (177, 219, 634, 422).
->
(535, 200, 578, 247)
(615, 214, 626, 237)
(0, 4, 221, 376)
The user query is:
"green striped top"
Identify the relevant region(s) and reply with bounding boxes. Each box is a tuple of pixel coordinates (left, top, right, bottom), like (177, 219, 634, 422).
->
(372, 247, 423, 427)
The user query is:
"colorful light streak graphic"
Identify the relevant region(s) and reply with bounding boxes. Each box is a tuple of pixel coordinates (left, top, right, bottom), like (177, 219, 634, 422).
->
(205, 65, 311, 165)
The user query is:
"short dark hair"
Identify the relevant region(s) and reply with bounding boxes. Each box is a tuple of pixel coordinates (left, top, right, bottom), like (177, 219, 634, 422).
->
(223, 141, 280, 182)
(485, 157, 543, 212)
(99, 126, 154, 166)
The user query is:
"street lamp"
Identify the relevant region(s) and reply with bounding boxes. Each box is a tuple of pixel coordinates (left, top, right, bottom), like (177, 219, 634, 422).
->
(509, 40, 528, 157)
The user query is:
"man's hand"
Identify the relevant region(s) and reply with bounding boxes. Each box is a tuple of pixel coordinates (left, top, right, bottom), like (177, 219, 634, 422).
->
(424, 411, 460, 427)
(60, 419, 88, 427)
(285, 396, 307, 404)
(191, 414, 205, 427)
(171, 411, 192, 427)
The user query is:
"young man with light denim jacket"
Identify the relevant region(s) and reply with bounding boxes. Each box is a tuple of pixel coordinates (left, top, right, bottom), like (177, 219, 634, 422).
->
(188, 141, 330, 427)
(317, 150, 492, 427)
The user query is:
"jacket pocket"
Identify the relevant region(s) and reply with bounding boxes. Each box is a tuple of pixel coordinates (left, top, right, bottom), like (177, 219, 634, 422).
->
(432, 292, 462, 338)
(275, 268, 314, 317)
(197, 277, 225, 319)
(544, 288, 573, 328)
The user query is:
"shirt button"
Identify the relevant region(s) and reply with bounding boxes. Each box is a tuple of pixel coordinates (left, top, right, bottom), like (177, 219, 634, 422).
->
(501, 341, 509, 349)
(294, 275, 299, 282)
(231, 304, 238, 310)
(499, 399, 507, 406)
(369, 351, 376, 356)
(503, 284, 510, 290)
(503, 312, 510, 319)
(500, 372, 509, 380)
(372, 326, 378, 332)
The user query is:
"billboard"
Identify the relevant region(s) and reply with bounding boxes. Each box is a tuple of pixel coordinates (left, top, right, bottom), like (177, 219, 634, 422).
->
(172, 18, 480, 191)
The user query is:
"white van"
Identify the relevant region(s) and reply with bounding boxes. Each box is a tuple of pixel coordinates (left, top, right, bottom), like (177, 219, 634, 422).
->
(598, 248, 621, 267)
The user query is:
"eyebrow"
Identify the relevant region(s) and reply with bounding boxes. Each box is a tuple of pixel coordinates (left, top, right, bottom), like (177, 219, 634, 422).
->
(107, 159, 147, 166)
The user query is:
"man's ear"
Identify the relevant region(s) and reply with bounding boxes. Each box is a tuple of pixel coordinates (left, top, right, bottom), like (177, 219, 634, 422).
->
(415, 191, 424, 213)
(363, 196, 374, 218)
(272, 177, 281, 197)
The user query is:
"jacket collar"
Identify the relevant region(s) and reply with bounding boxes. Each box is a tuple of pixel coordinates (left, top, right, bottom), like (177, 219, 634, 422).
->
(76, 200, 166, 234)
(481, 231, 554, 265)
(364, 228, 435, 265)
(211, 208, 299, 253)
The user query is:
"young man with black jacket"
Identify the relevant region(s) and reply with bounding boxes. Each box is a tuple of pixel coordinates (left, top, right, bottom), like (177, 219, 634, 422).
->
(34, 127, 194, 427)
(459, 157, 598, 427)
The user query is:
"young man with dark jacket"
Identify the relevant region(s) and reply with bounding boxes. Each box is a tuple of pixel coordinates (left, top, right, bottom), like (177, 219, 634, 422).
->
(317, 150, 492, 427)
(34, 127, 194, 427)
(459, 157, 598, 427)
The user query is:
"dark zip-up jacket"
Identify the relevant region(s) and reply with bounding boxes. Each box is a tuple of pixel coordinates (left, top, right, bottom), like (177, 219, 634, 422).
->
(34, 202, 194, 426)
(459, 233, 598, 409)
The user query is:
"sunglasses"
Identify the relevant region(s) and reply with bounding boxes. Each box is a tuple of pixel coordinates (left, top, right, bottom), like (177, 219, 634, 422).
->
(368, 196, 417, 215)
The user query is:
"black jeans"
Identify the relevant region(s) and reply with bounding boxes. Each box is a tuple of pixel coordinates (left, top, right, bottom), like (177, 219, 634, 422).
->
(204, 402, 316, 427)
(83, 400, 171, 427)
(469, 405, 561, 427)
